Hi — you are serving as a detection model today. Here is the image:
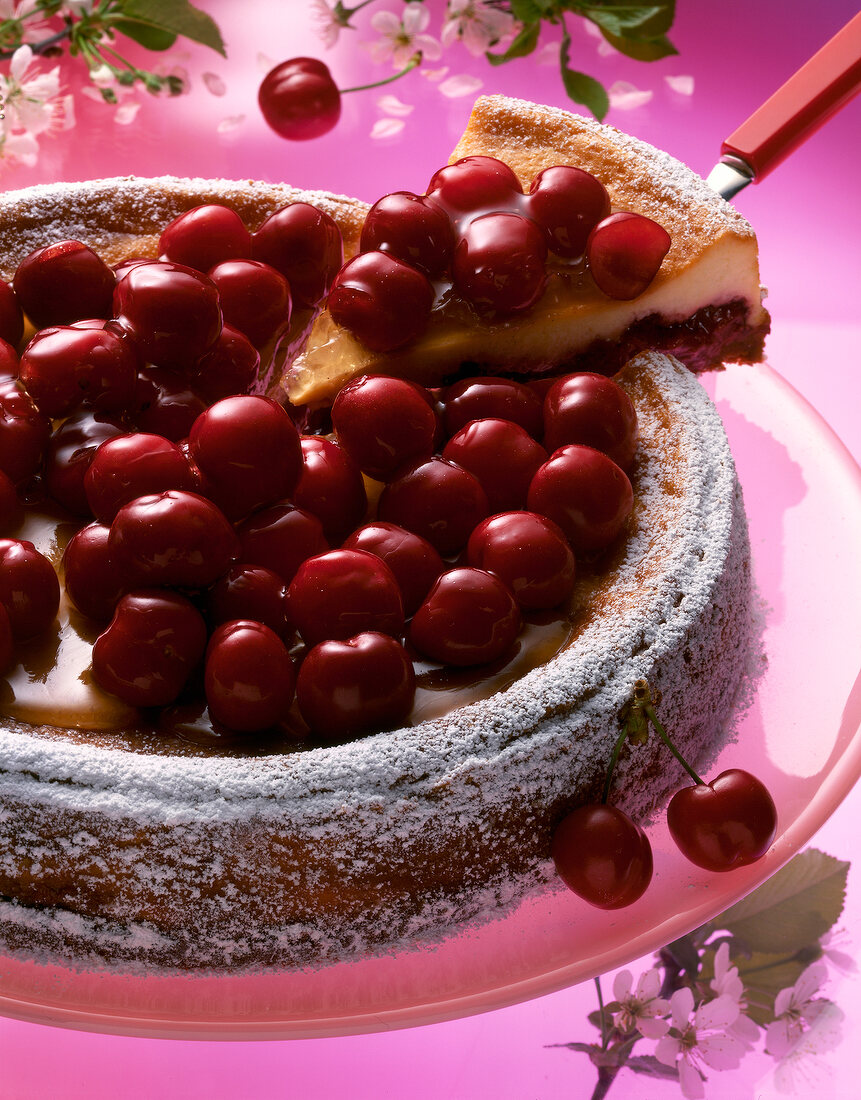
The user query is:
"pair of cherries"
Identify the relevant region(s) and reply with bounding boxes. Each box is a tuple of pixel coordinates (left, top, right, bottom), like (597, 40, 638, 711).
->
(551, 682, 778, 904)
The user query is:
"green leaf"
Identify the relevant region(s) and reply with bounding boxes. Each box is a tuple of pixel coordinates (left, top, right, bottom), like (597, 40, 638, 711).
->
(734, 948, 823, 1025)
(626, 1055, 680, 1079)
(717, 849, 849, 955)
(110, 0, 226, 56)
(486, 21, 540, 66)
(573, 1, 676, 37)
(111, 19, 177, 51)
(601, 30, 678, 61)
(510, 0, 546, 20)
(560, 31, 608, 120)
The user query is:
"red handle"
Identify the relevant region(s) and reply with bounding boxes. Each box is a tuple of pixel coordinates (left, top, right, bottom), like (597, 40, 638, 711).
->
(721, 11, 861, 182)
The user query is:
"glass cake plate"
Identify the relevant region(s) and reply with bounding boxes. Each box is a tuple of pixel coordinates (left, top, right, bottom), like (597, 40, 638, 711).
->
(0, 362, 859, 1040)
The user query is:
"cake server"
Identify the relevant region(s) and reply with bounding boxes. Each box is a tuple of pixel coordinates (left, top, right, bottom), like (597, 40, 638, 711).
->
(708, 10, 861, 199)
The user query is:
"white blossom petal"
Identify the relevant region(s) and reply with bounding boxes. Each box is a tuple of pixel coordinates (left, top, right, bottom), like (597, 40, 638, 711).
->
(439, 74, 483, 98)
(202, 72, 226, 97)
(654, 1034, 681, 1066)
(608, 81, 653, 110)
(665, 74, 695, 96)
(371, 117, 406, 139)
(217, 114, 245, 134)
(677, 1057, 706, 1099)
(377, 94, 413, 117)
(114, 102, 141, 126)
(613, 969, 633, 1002)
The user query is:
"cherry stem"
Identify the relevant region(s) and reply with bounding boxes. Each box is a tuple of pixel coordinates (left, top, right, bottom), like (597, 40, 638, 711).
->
(594, 975, 609, 1049)
(636, 683, 704, 785)
(340, 53, 422, 95)
(601, 723, 630, 804)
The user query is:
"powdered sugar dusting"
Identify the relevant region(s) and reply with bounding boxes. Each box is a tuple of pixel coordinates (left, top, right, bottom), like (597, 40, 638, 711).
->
(0, 352, 755, 973)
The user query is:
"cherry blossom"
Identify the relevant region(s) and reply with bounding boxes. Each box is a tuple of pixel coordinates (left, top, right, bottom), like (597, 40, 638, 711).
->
(369, 3, 442, 69)
(655, 987, 749, 1099)
(441, 0, 518, 57)
(611, 967, 670, 1038)
(0, 0, 52, 43)
(311, 0, 345, 49)
(709, 942, 760, 1046)
(770, 999, 844, 1095)
(765, 960, 831, 1058)
(0, 45, 74, 165)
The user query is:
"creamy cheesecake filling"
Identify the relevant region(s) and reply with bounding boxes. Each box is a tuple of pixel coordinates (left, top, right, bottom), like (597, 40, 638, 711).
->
(287, 237, 767, 407)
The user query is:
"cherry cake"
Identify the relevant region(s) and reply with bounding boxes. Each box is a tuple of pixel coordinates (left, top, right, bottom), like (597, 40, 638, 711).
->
(0, 98, 762, 971)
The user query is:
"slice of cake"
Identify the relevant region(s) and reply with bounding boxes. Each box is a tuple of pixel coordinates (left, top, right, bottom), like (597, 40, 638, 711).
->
(286, 95, 769, 409)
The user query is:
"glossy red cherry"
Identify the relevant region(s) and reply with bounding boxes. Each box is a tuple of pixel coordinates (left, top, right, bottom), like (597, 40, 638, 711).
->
(442, 418, 547, 513)
(331, 374, 438, 481)
(551, 803, 653, 909)
(113, 260, 222, 371)
(467, 511, 576, 610)
(0, 538, 61, 638)
(452, 212, 547, 314)
(441, 375, 543, 440)
(252, 202, 343, 308)
(0, 469, 22, 533)
(109, 489, 238, 589)
(287, 548, 404, 647)
(84, 433, 198, 524)
(543, 372, 638, 470)
(44, 412, 126, 516)
(132, 367, 208, 442)
(258, 57, 341, 141)
(587, 212, 671, 300)
(208, 259, 292, 348)
(360, 191, 455, 276)
(667, 769, 778, 872)
(207, 563, 292, 642)
(237, 502, 329, 586)
(341, 521, 444, 618)
(427, 155, 522, 216)
(158, 204, 253, 272)
(0, 279, 23, 347)
(526, 165, 610, 259)
(528, 444, 633, 555)
(13, 240, 115, 328)
(410, 567, 520, 667)
(192, 323, 260, 405)
(297, 631, 415, 740)
(0, 337, 19, 382)
(205, 620, 295, 732)
(0, 603, 12, 672)
(19, 326, 138, 419)
(0, 379, 52, 485)
(328, 251, 434, 352)
(62, 522, 128, 621)
(378, 457, 489, 557)
(292, 436, 367, 540)
(187, 394, 303, 521)
(92, 588, 207, 707)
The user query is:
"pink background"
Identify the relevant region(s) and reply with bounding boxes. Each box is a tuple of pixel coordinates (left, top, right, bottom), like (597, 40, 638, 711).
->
(1, 1, 859, 1095)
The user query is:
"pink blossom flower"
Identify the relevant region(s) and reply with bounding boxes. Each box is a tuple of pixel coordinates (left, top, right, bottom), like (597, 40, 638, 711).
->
(0, 45, 74, 166)
(369, 3, 442, 69)
(311, 0, 344, 49)
(611, 967, 670, 1039)
(442, 0, 518, 57)
(0, 0, 52, 42)
(765, 960, 831, 1059)
(709, 942, 759, 1046)
(655, 987, 749, 1099)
